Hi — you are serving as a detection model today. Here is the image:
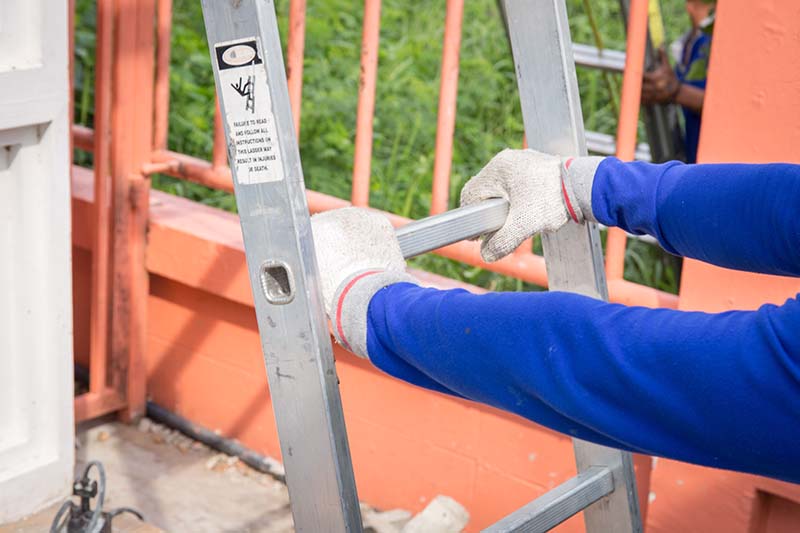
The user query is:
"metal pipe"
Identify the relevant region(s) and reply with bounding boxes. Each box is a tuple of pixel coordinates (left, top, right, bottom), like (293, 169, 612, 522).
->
(351, 0, 381, 207)
(212, 98, 227, 168)
(72, 124, 95, 151)
(606, 0, 649, 282)
(89, 0, 115, 394)
(152, 149, 234, 191)
(430, 0, 464, 215)
(610, 2, 653, 522)
(619, 0, 681, 163)
(154, 0, 173, 151)
(76, 360, 285, 477)
(146, 401, 286, 481)
(615, 1, 648, 165)
(585, 130, 651, 161)
(287, 0, 307, 136)
(604, 221, 630, 285)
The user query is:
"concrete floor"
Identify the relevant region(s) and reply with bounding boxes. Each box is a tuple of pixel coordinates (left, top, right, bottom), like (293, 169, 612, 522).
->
(2, 419, 293, 532)
(76, 420, 293, 533)
(0, 503, 163, 533)
(2, 419, 467, 532)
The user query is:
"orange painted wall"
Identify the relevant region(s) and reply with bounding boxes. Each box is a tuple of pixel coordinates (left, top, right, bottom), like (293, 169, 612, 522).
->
(69, 0, 800, 530)
(145, 273, 585, 531)
(643, 0, 800, 531)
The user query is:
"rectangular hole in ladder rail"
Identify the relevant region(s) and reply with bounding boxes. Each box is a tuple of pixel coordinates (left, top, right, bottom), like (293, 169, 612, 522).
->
(260, 261, 295, 305)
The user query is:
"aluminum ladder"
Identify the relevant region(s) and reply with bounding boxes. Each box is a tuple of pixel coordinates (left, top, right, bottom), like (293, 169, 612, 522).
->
(199, 0, 642, 531)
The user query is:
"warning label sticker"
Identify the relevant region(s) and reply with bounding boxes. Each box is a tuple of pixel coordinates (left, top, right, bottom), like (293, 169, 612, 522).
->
(215, 38, 284, 185)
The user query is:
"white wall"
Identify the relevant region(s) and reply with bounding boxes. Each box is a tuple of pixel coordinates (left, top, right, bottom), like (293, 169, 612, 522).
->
(0, 0, 74, 522)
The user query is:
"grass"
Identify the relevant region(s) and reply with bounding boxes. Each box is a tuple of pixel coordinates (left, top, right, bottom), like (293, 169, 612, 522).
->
(73, 0, 690, 293)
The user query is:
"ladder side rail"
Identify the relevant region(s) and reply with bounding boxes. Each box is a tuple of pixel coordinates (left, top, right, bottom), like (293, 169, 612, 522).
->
(500, 1, 643, 531)
(199, 1, 362, 531)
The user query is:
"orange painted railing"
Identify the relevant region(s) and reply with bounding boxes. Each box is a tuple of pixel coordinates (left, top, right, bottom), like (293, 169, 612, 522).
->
(612, 0, 652, 521)
(70, 0, 673, 424)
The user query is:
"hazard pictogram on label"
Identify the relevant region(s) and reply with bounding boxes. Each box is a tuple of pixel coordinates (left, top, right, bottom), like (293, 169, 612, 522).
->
(215, 38, 284, 184)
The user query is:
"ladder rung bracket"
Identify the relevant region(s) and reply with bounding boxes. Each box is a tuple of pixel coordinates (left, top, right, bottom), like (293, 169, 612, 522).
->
(484, 466, 614, 533)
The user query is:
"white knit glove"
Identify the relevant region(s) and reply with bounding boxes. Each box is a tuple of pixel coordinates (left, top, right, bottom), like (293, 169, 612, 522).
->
(460, 149, 603, 262)
(311, 208, 415, 358)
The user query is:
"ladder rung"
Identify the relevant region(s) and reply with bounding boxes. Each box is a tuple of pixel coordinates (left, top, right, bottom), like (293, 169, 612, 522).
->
(394, 141, 658, 259)
(396, 198, 508, 259)
(572, 43, 627, 72)
(585, 130, 652, 161)
(483, 466, 614, 533)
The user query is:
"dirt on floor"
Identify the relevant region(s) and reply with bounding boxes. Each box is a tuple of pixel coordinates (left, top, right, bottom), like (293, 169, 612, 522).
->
(2, 419, 468, 532)
(76, 420, 294, 533)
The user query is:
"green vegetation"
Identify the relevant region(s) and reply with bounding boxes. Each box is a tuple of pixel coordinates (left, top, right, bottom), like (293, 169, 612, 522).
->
(73, 0, 689, 293)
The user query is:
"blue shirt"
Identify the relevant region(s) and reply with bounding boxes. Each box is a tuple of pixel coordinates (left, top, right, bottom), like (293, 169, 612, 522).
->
(675, 19, 713, 163)
(364, 158, 800, 483)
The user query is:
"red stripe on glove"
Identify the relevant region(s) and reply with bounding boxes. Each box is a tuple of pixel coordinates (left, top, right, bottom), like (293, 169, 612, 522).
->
(561, 157, 580, 224)
(335, 270, 381, 353)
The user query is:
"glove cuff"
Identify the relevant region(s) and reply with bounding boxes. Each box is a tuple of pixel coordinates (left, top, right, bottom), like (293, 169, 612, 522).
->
(562, 156, 604, 223)
(330, 269, 416, 358)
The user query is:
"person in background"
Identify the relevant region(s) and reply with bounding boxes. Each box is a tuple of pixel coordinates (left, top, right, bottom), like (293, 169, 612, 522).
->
(642, 0, 715, 163)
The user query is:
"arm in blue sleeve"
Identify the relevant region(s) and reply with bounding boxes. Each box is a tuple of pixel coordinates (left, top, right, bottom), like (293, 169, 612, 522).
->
(593, 159, 800, 276)
(367, 283, 800, 483)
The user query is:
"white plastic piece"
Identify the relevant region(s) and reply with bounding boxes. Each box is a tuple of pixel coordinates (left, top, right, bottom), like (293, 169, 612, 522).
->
(402, 495, 470, 533)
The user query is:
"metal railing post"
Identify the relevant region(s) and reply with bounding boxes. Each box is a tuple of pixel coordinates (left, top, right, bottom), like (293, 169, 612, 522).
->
(109, 0, 158, 421)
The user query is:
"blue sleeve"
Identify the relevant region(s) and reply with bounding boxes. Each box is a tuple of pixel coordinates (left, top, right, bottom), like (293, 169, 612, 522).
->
(366, 283, 800, 484)
(593, 159, 800, 276)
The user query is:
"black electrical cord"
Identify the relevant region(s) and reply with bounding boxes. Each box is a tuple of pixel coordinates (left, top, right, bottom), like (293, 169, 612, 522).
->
(108, 507, 145, 521)
(81, 461, 106, 533)
(48, 501, 73, 533)
(146, 401, 285, 482)
(48, 461, 106, 533)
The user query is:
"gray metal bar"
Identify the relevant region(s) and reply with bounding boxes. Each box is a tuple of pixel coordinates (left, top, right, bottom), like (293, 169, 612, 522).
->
(395, 196, 658, 261)
(597, 224, 659, 246)
(484, 467, 613, 533)
(572, 43, 626, 72)
(502, 1, 643, 532)
(397, 198, 508, 259)
(585, 130, 651, 161)
(199, 2, 362, 531)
